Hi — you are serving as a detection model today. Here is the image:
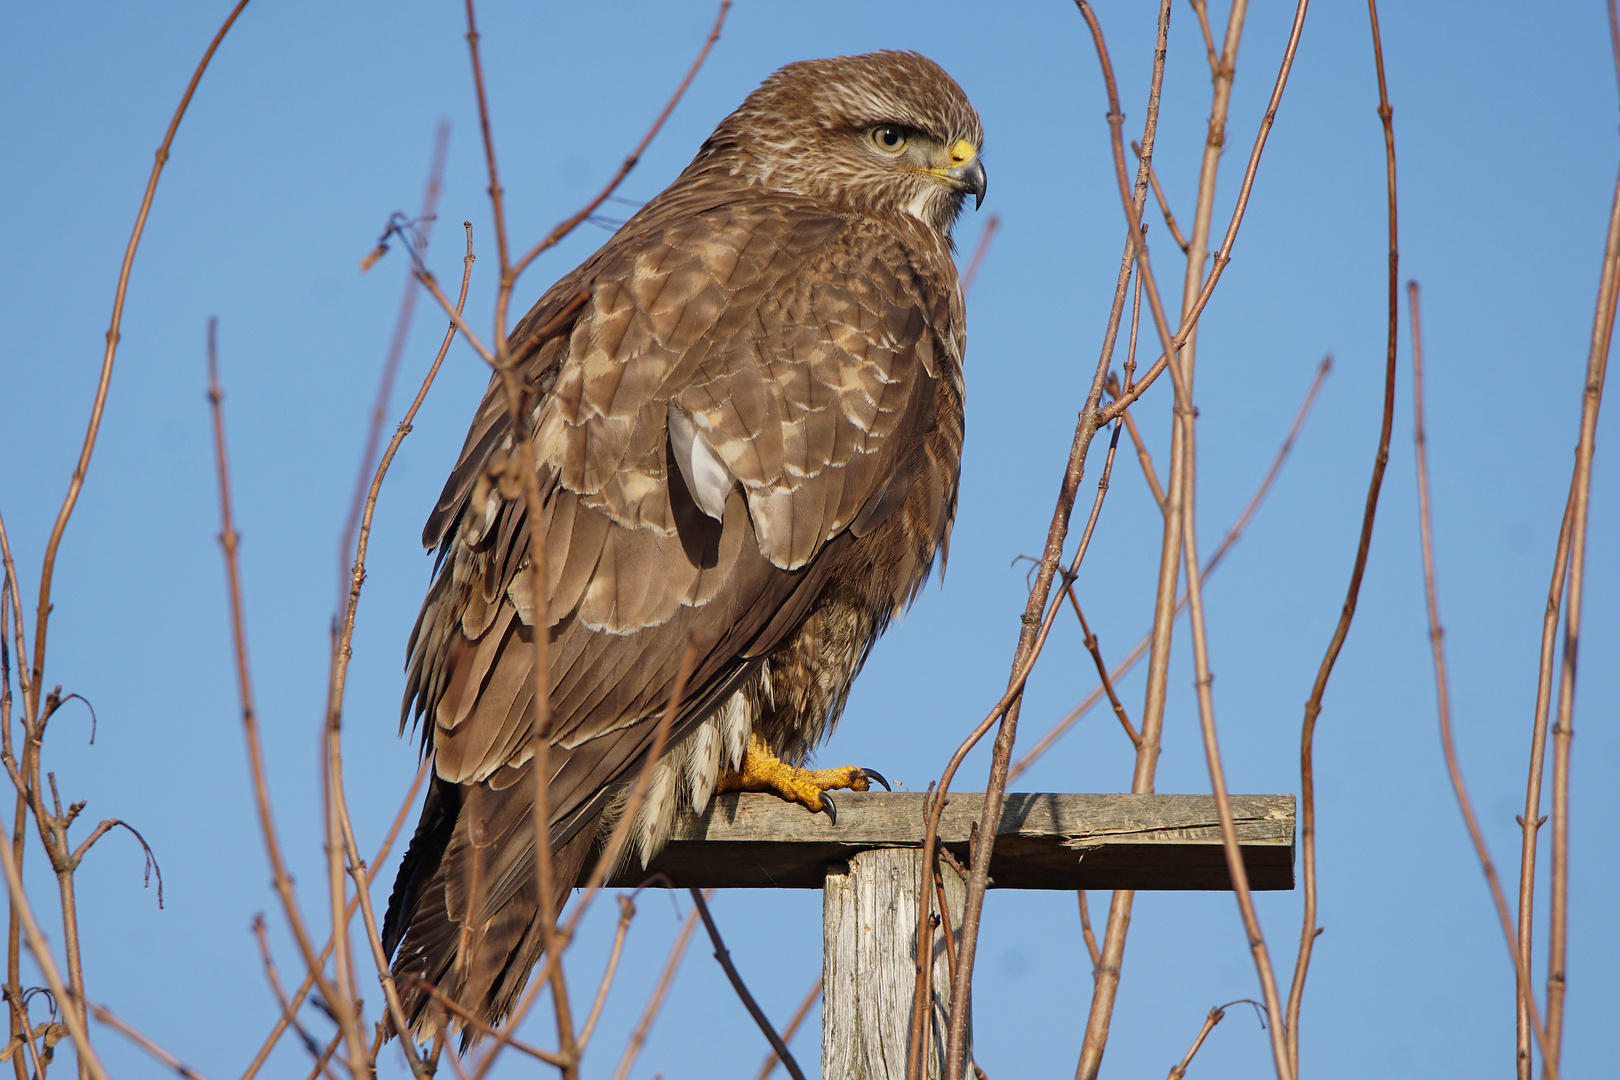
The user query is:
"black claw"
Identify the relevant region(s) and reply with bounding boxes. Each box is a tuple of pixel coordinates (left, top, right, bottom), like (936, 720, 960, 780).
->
(821, 792, 837, 826)
(860, 768, 892, 792)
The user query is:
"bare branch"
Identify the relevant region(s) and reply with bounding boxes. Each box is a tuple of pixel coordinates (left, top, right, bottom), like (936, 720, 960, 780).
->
(89, 1003, 210, 1080)
(689, 890, 806, 1080)
(508, 0, 734, 286)
(1543, 100, 1620, 1073)
(207, 321, 361, 1073)
(960, 214, 1003, 297)
(28, 0, 252, 724)
(1131, 141, 1190, 252)
(608, 893, 706, 1080)
(578, 895, 636, 1051)
(751, 978, 821, 1080)
(1410, 282, 1559, 1078)
(1010, 354, 1327, 783)
(1289, 0, 1399, 1059)
(240, 756, 429, 1080)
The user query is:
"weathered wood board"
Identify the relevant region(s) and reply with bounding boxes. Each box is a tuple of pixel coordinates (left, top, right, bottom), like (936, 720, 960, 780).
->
(605, 792, 1295, 891)
(822, 848, 970, 1079)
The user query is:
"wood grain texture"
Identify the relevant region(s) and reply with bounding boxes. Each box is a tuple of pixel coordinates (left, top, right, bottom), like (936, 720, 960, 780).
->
(822, 848, 971, 1080)
(603, 792, 1295, 891)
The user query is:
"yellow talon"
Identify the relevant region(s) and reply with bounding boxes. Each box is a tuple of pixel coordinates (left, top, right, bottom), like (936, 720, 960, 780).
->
(716, 734, 888, 820)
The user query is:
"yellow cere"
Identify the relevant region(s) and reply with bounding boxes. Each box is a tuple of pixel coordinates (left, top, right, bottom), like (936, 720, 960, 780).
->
(949, 138, 976, 165)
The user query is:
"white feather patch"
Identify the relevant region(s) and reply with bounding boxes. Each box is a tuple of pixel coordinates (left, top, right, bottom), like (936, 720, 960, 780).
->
(634, 759, 678, 869)
(717, 692, 750, 768)
(904, 185, 939, 223)
(667, 404, 734, 520)
(686, 718, 721, 810)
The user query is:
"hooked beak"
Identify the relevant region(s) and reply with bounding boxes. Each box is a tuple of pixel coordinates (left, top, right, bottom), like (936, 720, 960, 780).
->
(953, 157, 987, 209)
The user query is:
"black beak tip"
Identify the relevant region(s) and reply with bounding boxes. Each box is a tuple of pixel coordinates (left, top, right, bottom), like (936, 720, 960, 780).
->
(968, 159, 988, 210)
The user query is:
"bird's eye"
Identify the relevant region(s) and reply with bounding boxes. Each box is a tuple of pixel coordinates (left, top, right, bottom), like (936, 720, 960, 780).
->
(871, 125, 908, 153)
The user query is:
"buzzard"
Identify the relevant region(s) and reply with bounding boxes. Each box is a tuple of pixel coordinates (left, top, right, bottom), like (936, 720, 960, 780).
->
(383, 50, 985, 1040)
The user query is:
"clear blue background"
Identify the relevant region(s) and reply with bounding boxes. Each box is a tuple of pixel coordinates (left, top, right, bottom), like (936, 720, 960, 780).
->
(2, 1, 1615, 1077)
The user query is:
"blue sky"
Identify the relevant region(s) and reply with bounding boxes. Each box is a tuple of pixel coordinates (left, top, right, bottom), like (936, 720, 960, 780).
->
(1, 1, 1616, 1077)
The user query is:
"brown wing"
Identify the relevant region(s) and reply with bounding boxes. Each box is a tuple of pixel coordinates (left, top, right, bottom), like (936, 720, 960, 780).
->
(387, 195, 963, 1035)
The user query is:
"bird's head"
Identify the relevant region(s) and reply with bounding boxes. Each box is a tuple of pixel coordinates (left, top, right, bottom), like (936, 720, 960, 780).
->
(700, 50, 986, 237)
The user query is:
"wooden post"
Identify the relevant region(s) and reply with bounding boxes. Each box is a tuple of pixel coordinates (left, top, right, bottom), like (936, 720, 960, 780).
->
(823, 848, 969, 1079)
(603, 792, 1294, 1073)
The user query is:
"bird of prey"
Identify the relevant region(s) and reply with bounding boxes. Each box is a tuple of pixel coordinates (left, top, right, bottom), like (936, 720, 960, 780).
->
(383, 49, 986, 1042)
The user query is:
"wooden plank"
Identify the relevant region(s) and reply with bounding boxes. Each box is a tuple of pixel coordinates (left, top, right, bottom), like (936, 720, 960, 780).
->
(604, 792, 1294, 891)
(822, 849, 970, 1079)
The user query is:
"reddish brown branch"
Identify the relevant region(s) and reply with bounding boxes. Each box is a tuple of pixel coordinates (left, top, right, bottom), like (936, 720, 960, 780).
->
(1010, 355, 1326, 783)
(1064, 586, 1141, 747)
(28, 0, 251, 726)
(689, 890, 806, 1080)
(207, 322, 361, 1073)
(1514, 488, 1573, 1080)
(240, 757, 430, 1080)
(337, 121, 451, 609)
(476, 636, 700, 1080)
(960, 215, 1003, 297)
(1077, 892, 1101, 968)
(89, 1002, 209, 1080)
(1409, 283, 1559, 1077)
(1167, 1004, 1225, 1080)
(250, 915, 328, 1068)
(578, 895, 636, 1051)
(1131, 141, 1190, 253)
(608, 893, 706, 1080)
(321, 163, 468, 1080)
(1543, 110, 1620, 1075)
(751, 978, 822, 1080)
(410, 979, 567, 1067)
(508, 0, 733, 286)
(1287, 2, 1398, 1066)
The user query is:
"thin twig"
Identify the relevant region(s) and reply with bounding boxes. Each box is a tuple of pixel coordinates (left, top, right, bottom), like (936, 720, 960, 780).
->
(1410, 282, 1559, 1078)
(1189, 0, 1220, 74)
(1166, 1004, 1224, 1080)
(474, 636, 700, 1080)
(578, 895, 636, 1050)
(1132, 141, 1190, 252)
(1077, 892, 1101, 968)
(751, 978, 821, 1080)
(250, 916, 329, 1070)
(89, 1002, 210, 1080)
(300, 1032, 342, 1080)
(1097, 0, 1312, 427)
(337, 121, 450, 611)
(208, 322, 365, 1075)
(409, 980, 566, 1067)
(1543, 118, 1620, 1077)
(1064, 586, 1140, 746)
(455, 3, 576, 1062)
(1176, 356, 1293, 1080)
(1108, 373, 1167, 509)
(1073, 0, 1241, 1072)
(26, 0, 251, 732)
(240, 756, 429, 1080)
(917, 5, 1182, 1069)
(1514, 488, 1573, 1080)
(321, 151, 466, 1080)
(608, 893, 706, 1080)
(506, 0, 733, 288)
(1289, 3, 1398, 1061)
(961, 215, 1003, 297)
(1011, 355, 1327, 783)
(689, 890, 806, 1080)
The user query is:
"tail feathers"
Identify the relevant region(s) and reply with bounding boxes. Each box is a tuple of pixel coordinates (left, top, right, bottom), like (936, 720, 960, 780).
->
(383, 774, 602, 1047)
